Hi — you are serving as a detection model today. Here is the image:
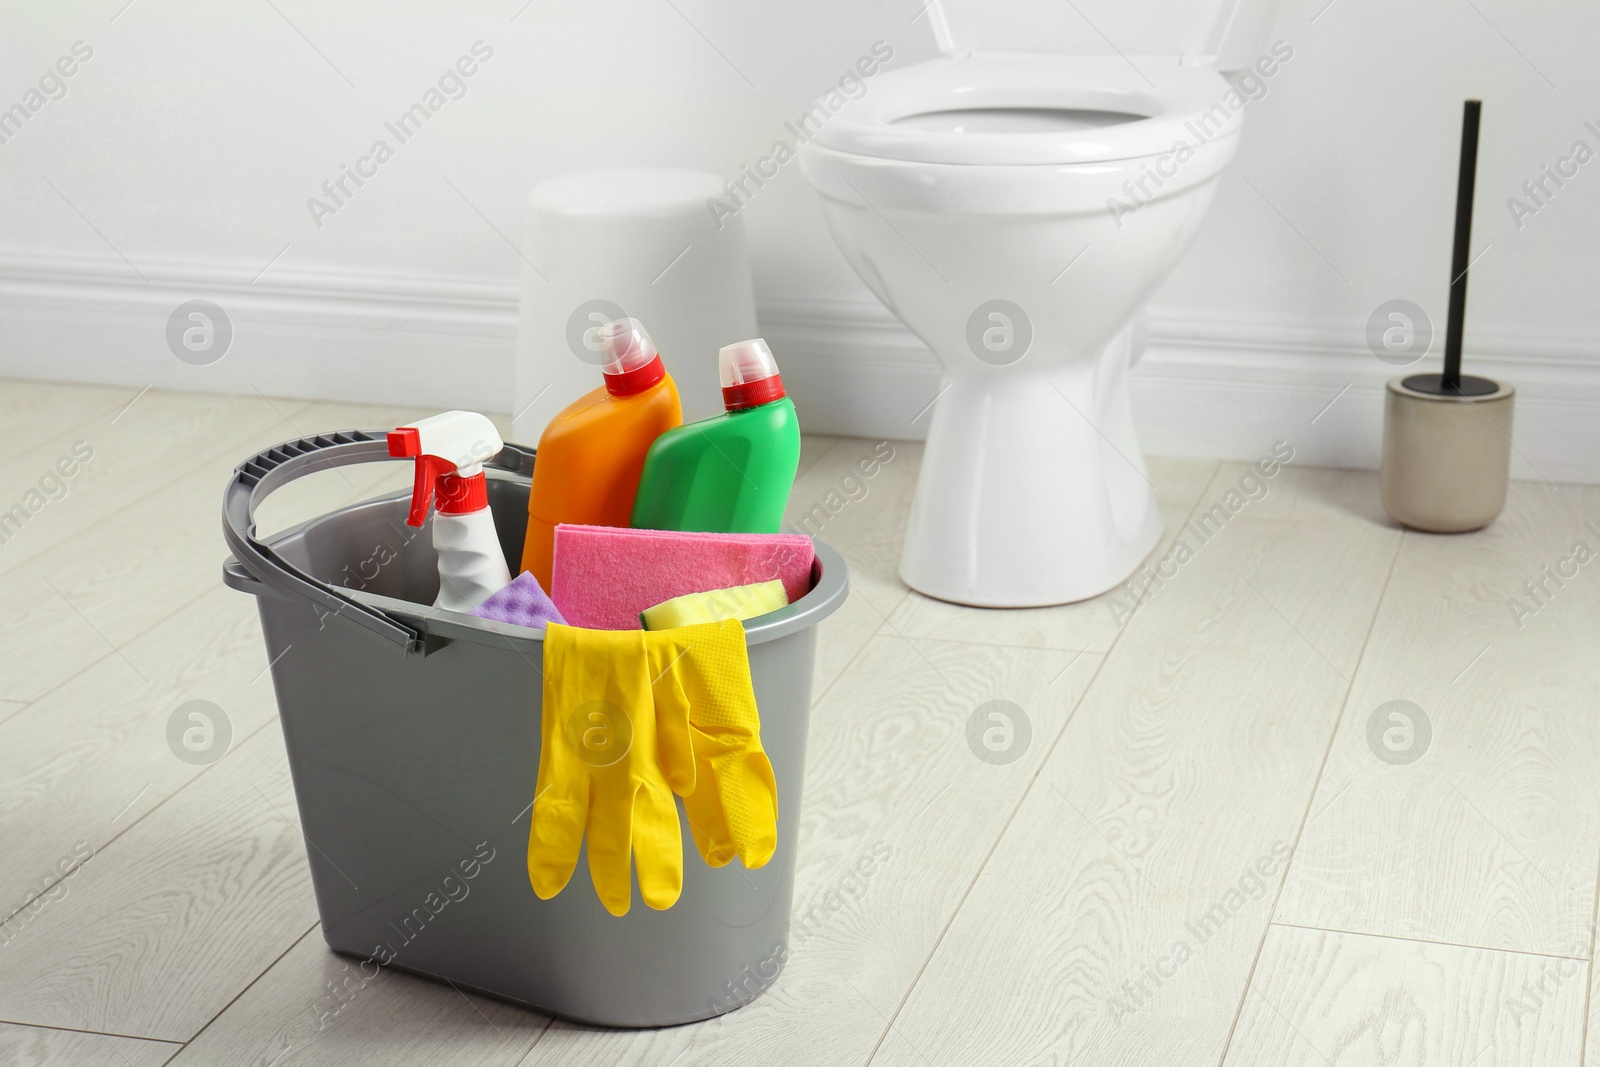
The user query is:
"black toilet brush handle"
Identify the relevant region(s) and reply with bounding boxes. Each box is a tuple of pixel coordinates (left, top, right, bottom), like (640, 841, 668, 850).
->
(1443, 99, 1482, 393)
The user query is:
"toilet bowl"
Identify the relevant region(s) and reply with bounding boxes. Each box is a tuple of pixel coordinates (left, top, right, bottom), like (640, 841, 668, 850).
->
(797, 3, 1278, 607)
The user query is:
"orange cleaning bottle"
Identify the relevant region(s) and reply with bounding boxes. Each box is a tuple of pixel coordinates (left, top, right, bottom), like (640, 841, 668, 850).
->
(520, 318, 682, 590)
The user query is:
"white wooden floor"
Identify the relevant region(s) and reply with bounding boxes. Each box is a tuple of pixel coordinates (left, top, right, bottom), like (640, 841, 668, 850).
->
(2, 379, 1596, 1066)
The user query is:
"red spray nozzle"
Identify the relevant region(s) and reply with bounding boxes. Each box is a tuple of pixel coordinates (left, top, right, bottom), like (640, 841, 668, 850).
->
(387, 411, 503, 527)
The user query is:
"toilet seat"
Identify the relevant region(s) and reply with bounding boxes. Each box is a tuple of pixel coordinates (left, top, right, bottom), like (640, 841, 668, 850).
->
(811, 53, 1238, 166)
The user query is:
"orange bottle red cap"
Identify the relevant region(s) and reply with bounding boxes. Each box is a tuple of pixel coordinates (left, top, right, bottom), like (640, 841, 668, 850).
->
(598, 318, 666, 396)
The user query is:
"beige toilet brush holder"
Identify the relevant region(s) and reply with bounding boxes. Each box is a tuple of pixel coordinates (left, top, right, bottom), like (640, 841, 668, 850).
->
(1380, 374, 1514, 532)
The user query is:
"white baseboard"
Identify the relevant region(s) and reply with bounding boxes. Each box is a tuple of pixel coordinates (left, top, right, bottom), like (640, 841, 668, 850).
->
(751, 299, 1600, 486)
(2, 250, 1597, 483)
(0, 250, 515, 413)
(1128, 320, 1600, 485)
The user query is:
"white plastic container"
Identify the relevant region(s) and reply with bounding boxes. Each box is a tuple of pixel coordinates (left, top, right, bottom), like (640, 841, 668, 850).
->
(512, 169, 760, 443)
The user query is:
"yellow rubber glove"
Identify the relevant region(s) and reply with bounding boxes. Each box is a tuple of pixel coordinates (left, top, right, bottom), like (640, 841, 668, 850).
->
(648, 620, 779, 870)
(529, 624, 694, 916)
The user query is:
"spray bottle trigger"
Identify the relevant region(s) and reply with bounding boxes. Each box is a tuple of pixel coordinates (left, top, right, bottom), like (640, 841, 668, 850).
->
(403, 455, 457, 527)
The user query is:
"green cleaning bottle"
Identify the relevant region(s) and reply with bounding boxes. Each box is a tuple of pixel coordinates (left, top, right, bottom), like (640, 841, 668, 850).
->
(630, 338, 801, 533)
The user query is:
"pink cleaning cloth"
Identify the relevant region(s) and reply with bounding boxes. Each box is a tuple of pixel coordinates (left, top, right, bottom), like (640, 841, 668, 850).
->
(551, 524, 814, 630)
(470, 572, 566, 632)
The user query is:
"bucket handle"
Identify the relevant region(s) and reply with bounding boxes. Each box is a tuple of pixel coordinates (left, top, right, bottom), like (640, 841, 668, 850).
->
(222, 430, 536, 652)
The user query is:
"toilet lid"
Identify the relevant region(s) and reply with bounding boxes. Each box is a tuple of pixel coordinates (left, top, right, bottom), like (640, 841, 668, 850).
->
(929, 0, 1278, 70)
(806, 53, 1240, 166)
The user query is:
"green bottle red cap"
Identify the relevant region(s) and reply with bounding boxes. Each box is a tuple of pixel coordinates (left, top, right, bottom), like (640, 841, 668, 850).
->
(719, 338, 786, 412)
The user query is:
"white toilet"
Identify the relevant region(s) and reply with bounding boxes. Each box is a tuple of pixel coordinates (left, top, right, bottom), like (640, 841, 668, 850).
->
(798, 0, 1280, 607)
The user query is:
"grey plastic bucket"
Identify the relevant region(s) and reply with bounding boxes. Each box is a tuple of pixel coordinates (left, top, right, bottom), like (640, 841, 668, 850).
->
(221, 431, 847, 1027)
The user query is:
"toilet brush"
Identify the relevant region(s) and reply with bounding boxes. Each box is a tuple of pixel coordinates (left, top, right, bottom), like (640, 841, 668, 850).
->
(1380, 99, 1515, 532)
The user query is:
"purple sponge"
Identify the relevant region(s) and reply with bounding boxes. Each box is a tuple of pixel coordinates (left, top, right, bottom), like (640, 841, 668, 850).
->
(470, 572, 565, 632)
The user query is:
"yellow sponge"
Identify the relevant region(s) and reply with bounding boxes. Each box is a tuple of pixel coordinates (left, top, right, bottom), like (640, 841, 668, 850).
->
(640, 580, 789, 630)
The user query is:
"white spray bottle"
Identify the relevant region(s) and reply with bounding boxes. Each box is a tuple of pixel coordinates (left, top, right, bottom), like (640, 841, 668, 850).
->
(386, 411, 513, 612)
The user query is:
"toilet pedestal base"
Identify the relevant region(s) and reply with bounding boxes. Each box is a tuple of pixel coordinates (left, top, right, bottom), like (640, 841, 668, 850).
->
(898, 335, 1162, 608)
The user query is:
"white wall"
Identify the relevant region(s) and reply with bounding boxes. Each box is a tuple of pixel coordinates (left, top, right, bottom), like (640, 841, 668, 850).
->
(1, 0, 1597, 479)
